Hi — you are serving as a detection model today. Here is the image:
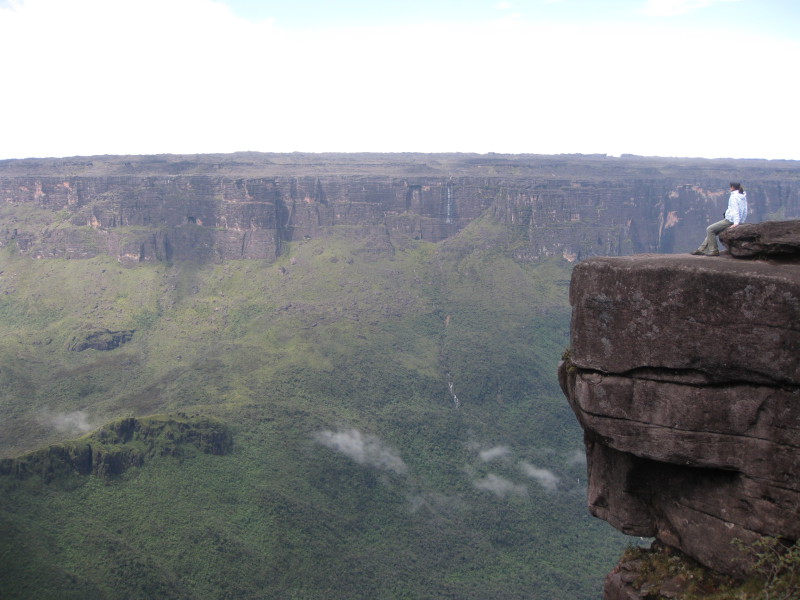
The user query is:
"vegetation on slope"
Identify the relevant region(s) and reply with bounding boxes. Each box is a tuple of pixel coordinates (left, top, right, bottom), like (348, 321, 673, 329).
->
(1, 414, 232, 482)
(0, 217, 629, 598)
(618, 539, 800, 600)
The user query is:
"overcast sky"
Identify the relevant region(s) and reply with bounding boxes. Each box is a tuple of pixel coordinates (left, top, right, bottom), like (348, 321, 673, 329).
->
(1, 0, 798, 160)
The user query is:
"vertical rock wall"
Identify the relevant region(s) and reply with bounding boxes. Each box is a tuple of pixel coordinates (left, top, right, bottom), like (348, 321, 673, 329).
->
(1, 154, 799, 265)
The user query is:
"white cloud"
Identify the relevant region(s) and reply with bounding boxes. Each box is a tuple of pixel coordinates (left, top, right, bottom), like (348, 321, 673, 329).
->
(473, 473, 528, 498)
(0, 0, 279, 157)
(519, 461, 560, 492)
(314, 428, 408, 475)
(40, 410, 94, 435)
(640, 0, 741, 17)
(479, 445, 512, 462)
(0, 0, 797, 159)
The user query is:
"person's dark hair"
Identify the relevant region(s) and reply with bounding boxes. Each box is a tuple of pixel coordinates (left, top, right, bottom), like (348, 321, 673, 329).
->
(730, 182, 744, 193)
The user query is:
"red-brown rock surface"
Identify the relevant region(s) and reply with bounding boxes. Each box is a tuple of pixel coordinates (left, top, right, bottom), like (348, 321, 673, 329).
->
(560, 221, 800, 597)
(2, 153, 800, 265)
(720, 218, 800, 258)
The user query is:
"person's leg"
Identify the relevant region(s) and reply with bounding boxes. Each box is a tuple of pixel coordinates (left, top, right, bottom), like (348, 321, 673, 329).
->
(694, 237, 708, 252)
(703, 219, 732, 253)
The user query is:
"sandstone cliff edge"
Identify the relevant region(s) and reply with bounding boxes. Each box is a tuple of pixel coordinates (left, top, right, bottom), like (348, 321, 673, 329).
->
(3, 153, 800, 265)
(559, 220, 800, 598)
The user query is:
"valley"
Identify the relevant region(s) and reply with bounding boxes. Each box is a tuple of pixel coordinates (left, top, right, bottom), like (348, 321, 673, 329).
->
(1, 152, 799, 598)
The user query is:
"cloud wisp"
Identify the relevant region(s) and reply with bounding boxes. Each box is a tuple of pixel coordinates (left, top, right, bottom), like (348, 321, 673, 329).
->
(40, 409, 95, 436)
(519, 461, 560, 492)
(469, 444, 565, 496)
(566, 448, 587, 467)
(473, 473, 529, 499)
(478, 445, 512, 463)
(314, 428, 408, 475)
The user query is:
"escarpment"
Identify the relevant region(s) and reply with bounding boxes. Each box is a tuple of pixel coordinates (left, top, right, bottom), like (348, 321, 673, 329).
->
(2, 152, 800, 264)
(559, 220, 800, 598)
(0, 414, 232, 482)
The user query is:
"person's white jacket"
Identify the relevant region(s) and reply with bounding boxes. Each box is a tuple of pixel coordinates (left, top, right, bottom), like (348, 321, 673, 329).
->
(725, 190, 748, 225)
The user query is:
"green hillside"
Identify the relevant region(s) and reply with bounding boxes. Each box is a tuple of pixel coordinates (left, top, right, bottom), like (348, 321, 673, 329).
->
(0, 216, 629, 599)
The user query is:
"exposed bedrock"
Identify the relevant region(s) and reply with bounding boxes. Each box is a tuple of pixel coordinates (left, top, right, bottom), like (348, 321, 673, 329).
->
(720, 218, 800, 259)
(559, 222, 800, 591)
(1, 154, 799, 264)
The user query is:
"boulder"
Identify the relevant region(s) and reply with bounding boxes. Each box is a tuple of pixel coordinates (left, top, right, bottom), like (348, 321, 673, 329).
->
(720, 219, 800, 259)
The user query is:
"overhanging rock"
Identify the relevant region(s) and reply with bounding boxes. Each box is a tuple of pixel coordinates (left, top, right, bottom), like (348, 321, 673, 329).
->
(560, 249, 800, 580)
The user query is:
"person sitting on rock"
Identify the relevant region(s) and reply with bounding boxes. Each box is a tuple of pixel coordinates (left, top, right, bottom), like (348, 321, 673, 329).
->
(691, 182, 748, 256)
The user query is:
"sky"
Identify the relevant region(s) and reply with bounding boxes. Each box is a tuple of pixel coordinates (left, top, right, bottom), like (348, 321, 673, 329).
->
(1, 0, 798, 160)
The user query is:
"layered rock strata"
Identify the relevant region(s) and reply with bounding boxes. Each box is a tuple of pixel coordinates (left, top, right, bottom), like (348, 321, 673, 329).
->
(559, 220, 800, 596)
(1, 153, 799, 264)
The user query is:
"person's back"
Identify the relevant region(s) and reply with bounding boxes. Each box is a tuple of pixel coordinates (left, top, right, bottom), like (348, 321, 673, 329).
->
(726, 183, 747, 226)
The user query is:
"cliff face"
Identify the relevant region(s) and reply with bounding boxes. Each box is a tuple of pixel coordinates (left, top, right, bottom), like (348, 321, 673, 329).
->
(559, 221, 800, 597)
(1, 153, 799, 264)
(0, 414, 232, 482)
(0, 175, 475, 263)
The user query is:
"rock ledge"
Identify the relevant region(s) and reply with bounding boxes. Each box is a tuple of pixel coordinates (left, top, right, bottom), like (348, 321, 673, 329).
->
(561, 220, 800, 598)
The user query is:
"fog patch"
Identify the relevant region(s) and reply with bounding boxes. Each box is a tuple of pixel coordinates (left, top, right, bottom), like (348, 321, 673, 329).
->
(41, 410, 95, 436)
(566, 448, 587, 467)
(479, 445, 512, 463)
(473, 473, 528, 498)
(314, 428, 408, 475)
(407, 491, 467, 515)
(519, 461, 560, 492)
